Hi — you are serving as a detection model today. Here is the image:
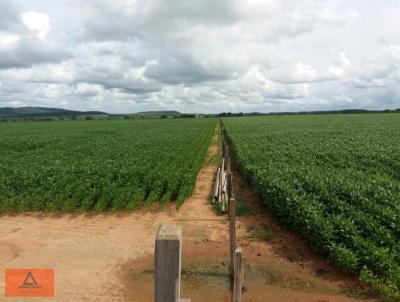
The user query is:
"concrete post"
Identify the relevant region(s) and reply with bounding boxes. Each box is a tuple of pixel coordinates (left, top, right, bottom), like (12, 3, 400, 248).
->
(155, 224, 182, 302)
(233, 247, 244, 302)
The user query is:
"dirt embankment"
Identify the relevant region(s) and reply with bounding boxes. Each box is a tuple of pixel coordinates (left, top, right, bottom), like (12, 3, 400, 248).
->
(0, 130, 376, 302)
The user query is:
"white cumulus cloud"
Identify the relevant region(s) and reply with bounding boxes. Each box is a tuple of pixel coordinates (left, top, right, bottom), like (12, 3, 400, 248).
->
(22, 11, 50, 39)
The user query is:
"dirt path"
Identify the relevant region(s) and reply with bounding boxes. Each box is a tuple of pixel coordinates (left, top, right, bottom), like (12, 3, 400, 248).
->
(0, 132, 376, 302)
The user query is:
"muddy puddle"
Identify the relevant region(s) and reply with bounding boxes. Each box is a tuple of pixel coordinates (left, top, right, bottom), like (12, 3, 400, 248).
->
(120, 241, 376, 302)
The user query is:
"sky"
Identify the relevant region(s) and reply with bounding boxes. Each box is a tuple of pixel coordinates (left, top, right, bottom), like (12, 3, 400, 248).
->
(0, 0, 399, 114)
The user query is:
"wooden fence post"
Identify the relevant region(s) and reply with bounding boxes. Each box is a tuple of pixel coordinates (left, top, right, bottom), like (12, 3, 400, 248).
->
(232, 247, 244, 302)
(155, 224, 182, 302)
(227, 172, 232, 200)
(229, 195, 236, 279)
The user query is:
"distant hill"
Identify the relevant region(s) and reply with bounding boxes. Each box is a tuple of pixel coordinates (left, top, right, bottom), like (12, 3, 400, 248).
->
(133, 110, 182, 117)
(0, 107, 108, 118)
(217, 108, 400, 117)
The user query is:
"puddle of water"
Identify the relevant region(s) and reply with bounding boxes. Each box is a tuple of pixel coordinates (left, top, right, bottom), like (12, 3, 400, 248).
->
(122, 257, 231, 302)
(120, 251, 377, 302)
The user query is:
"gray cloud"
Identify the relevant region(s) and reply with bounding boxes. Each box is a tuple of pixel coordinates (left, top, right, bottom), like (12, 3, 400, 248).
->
(144, 54, 237, 84)
(0, 37, 71, 69)
(81, 0, 241, 41)
(0, 0, 23, 32)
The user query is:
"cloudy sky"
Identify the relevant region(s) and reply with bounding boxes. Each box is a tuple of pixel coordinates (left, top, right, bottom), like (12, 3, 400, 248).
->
(0, 0, 399, 113)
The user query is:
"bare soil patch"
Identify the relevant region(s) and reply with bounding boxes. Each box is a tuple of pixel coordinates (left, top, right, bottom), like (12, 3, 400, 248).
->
(0, 133, 376, 301)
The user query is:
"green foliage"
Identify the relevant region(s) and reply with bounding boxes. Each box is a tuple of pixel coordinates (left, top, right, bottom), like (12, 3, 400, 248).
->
(329, 244, 358, 273)
(223, 114, 400, 299)
(235, 199, 252, 216)
(0, 118, 215, 213)
(360, 266, 400, 301)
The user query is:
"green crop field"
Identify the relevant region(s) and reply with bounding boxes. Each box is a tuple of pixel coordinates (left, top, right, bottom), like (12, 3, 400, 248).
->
(223, 114, 400, 298)
(0, 118, 215, 213)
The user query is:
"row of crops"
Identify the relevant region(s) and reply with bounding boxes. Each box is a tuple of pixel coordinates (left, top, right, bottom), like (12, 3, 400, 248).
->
(223, 114, 400, 299)
(0, 118, 216, 213)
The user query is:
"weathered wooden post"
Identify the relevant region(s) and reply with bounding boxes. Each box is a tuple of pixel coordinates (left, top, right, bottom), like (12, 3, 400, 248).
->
(225, 141, 230, 173)
(218, 158, 226, 211)
(155, 224, 182, 302)
(221, 122, 225, 156)
(232, 247, 244, 302)
(227, 172, 233, 200)
(214, 167, 221, 203)
(229, 195, 236, 279)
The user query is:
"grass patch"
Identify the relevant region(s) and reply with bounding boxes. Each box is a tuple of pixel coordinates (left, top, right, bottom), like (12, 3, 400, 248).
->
(246, 224, 273, 242)
(211, 200, 225, 215)
(206, 123, 222, 165)
(245, 265, 335, 294)
(235, 199, 252, 216)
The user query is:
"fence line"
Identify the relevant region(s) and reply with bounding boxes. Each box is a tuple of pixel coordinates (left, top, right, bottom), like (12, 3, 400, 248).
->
(213, 121, 233, 212)
(218, 120, 244, 301)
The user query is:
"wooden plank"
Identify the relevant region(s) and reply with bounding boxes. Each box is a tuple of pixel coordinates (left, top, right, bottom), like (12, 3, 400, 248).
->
(155, 224, 182, 302)
(221, 169, 227, 212)
(232, 247, 244, 302)
(218, 160, 224, 206)
(229, 196, 236, 278)
(222, 173, 227, 212)
(222, 170, 227, 193)
(221, 193, 226, 212)
(213, 167, 221, 202)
